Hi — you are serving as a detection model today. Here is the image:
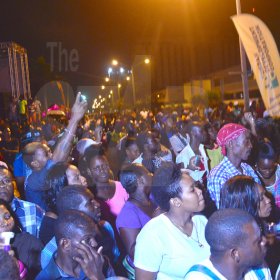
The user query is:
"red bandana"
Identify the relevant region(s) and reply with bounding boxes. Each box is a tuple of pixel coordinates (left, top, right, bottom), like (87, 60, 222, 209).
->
(216, 123, 247, 156)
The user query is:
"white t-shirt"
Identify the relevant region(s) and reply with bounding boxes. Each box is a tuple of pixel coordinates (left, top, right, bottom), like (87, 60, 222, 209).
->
(134, 214, 210, 280)
(176, 144, 209, 181)
(184, 259, 272, 280)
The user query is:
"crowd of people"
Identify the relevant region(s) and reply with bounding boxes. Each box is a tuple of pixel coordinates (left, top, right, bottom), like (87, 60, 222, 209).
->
(0, 93, 279, 280)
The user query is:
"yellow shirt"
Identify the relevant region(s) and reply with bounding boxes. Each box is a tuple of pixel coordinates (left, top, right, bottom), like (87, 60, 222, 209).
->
(206, 147, 224, 170)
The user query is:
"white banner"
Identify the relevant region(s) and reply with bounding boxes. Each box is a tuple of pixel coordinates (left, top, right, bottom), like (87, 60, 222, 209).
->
(232, 14, 280, 116)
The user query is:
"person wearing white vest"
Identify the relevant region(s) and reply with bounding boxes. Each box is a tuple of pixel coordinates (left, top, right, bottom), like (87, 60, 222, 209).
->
(185, 209, 271, 280)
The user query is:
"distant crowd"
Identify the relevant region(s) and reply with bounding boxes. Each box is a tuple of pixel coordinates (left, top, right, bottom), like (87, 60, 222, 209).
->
(0, 94, 279, 280)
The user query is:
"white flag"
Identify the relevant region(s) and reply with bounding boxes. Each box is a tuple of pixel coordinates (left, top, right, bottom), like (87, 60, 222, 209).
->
(232, 14, 280, 117)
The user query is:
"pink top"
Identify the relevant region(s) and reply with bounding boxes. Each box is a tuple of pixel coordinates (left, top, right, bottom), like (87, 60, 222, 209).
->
(105, 181, 129, 217)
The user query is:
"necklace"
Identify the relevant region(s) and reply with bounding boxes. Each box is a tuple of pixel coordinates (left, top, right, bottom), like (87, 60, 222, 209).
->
(168, 216, 204, 248)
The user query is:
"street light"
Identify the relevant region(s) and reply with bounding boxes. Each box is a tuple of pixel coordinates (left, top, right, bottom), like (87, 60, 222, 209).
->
(106, 58, 150, 109)
(108, 67, 113, 77)
(144, 58, 150, 64)
(109, 90, 114, 108)
(131, 57, 151, 107)
(112, 59, 118, 66)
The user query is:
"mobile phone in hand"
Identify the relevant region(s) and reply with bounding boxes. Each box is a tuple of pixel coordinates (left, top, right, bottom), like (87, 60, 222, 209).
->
(80, 94, 87, 102)
(194, 155, 201, 166)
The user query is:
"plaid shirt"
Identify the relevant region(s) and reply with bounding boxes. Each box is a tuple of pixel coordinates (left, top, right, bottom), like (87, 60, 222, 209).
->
(41, 237, 57, 269)
(207, 157, 261, 208)
(11, 197, 45, 238)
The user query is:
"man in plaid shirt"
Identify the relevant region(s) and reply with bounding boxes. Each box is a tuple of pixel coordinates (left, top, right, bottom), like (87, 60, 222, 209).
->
(0, 166, 44, 237)
(207, 123, 261, 208)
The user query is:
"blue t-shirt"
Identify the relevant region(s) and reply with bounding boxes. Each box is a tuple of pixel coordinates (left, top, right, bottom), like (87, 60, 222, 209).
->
(13, 153, 32, 178)
(25, 160, 55, 210)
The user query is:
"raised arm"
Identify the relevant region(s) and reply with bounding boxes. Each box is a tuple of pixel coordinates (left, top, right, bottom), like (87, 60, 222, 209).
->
(243, 112, 257, 138)
(52, 92, 87, 163)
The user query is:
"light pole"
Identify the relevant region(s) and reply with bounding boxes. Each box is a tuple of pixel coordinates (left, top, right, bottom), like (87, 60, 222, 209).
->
(236, 0, 250, 111)
(106, 58, 150, 109)
(131, 69, 136, 106)
(106, 60, 130, 110)
(131, 57, 150, 107)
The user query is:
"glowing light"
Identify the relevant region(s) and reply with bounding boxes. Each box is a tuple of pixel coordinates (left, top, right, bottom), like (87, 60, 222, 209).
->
(92, 99, 98, 109)
(120, 67, 124, 74)
(118, 84, 121, 88)
(105, 77, 110, 82)
(99, 95, 102, 99)
(144, 58, 150, 64)
(112, 59, 118, 66)
(126, 76, 130, 81)
(110, 90, 113, 94)
(108, 67, 113, 75)
(101, 85, 105, 90)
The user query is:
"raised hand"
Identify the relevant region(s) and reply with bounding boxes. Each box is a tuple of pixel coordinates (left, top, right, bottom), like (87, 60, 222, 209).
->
(73, 242, 105, 280)
(243, 111, 255, 126)
(71, 92, 88, 122)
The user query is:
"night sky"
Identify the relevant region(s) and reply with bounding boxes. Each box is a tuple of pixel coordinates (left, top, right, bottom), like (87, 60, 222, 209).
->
(0, 0, 279, 91)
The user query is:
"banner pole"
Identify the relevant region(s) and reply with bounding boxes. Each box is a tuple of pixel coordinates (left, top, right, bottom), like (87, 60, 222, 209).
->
(236, 0, 250, 111)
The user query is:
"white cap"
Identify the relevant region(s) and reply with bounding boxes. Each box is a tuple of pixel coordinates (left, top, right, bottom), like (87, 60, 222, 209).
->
(0, 161, 8, 169)
(263, 110, 270, 118)
(76, 138, 99, 156)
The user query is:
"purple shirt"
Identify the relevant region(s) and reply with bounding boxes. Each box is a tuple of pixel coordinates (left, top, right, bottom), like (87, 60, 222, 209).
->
(116, 201, 151, 233)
